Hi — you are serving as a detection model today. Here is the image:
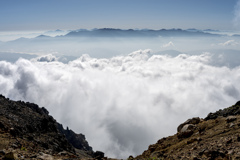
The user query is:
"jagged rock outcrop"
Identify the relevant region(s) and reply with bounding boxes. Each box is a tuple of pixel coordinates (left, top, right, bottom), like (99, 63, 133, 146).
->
(205, 101, 240, 120)
(0, 94, 94, 159)
(135, 101, 240, 160)
(57, 123, 93, 152)
(94, 151, 105, 160)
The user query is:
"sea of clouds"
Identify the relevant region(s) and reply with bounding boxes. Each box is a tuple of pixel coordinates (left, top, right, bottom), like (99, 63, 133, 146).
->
(0, 50, 240, 158)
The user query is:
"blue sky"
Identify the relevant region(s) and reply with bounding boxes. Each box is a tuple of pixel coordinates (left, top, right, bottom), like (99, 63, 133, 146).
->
(0, 0, 239, 31)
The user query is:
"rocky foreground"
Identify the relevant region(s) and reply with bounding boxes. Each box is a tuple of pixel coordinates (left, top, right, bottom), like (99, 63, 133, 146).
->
(0, 94, 105, 160)
(1, 94, 240, 160)
(134, 101, 240, 160)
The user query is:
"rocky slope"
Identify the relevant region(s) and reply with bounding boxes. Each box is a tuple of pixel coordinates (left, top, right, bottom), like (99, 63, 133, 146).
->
(134, 101, 240, 160)
(0, 94, 96, 160)
(2, 93, 240, 160)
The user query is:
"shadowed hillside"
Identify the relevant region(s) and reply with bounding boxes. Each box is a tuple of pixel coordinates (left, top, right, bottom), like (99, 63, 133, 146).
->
(134, 101, 240, 160)
(0, 94, 100, 160)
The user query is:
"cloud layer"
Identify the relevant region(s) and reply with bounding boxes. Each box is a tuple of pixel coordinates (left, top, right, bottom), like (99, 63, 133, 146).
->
(218, 40, 239, 46)
(161, 41, 174, 48)
(0, 50, 240, 158)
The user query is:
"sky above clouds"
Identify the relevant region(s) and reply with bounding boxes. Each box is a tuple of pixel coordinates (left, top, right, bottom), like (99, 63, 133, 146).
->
(0, 0, 239, 31)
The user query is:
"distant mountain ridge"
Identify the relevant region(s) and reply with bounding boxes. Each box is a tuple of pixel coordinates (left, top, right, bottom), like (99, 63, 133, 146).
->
(65, 28, 219, 38)
(4, 28, 221, 43)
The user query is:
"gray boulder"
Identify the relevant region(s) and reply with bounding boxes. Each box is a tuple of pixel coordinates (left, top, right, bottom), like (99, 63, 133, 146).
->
(180, 124, 196, 132)
(177, 124, 196, 139)
(177, 117, 200, 132)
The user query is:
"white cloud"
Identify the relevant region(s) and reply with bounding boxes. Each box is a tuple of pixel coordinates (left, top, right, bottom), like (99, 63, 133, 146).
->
(32, 54, 58, 62)
(0, 50, 240, 158)
(161, 41, 174, 48)
(218, 40, 239, 46)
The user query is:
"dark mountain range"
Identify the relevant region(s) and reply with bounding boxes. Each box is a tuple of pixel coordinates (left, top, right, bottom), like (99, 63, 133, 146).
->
(36, 35, 52, 39)
(2, 28, 220, 44)
(203, 29, 220, 32)
(65, 28, 219, 38)
(233, 34, 240, 37)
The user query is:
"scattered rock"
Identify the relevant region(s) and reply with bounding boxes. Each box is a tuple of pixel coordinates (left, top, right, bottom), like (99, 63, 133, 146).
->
(11, 143, 18, 149)
(57, 151, 68, 156)
(0, 150, 5, 156)
(177, 124, 196, 139)
(192, 156, 200, 160)
(150, 151, 165, 158)
(4, 152, 18, 160)
(198, 149, 206, 156)
(148, 145, 156, 152)
(228, 150, 234, 155)
(94, 151, 105, 160)
(187, 138, 197, 144)
(203, 150, 226, 159)
(30, 154, 37, 158)
(226, 116, 237, 123)
(177, 117, 200, 132)
(177, 129, 194, 139)
(0, 122, 5, 130)
(229, 123, 235, 128)
(205, 112, 218, 120)
(37, 153, 53, 160)
(180, 124, 196, 132)
(226, 138, 232, 144)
